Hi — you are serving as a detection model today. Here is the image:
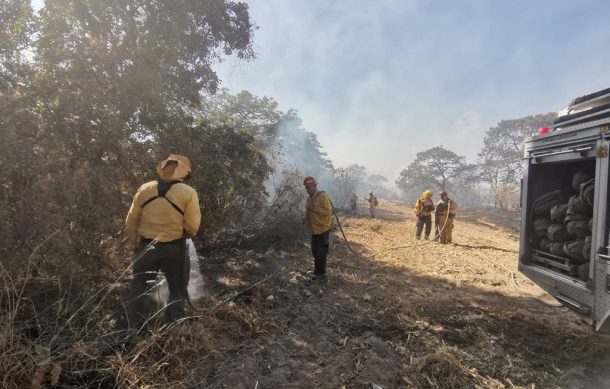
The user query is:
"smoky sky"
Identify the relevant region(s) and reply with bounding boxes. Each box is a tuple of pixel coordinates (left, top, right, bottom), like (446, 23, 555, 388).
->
(216, 0, 610, 179)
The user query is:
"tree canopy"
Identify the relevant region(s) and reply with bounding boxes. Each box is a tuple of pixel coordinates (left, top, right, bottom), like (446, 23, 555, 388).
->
(0, 0, 261, 272)
(396, 146, 469, 193)
(478, 113, 557, 207)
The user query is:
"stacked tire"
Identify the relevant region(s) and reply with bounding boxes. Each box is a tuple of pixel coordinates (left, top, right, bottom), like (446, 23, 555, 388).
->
(532, 170, 594, 265)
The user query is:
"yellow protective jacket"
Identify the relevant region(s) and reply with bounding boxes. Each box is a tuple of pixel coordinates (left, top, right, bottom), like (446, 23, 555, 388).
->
(305, 190, 332, 235)
(414, 197, 435, 217)
(126, 158, 201, 245)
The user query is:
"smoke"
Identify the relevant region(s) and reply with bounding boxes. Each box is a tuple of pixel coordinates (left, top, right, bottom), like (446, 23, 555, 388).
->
(265, 117, 334, 200)
(153, 239, 206, 305)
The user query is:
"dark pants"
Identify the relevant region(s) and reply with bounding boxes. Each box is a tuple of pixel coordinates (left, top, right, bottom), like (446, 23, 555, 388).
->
(416, 215, 432, 239)
(311, 230, 330, 274)
(126, 238, 188, 329)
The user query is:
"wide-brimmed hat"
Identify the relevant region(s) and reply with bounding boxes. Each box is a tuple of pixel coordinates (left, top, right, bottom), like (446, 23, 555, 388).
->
(157, 154, 192, 180)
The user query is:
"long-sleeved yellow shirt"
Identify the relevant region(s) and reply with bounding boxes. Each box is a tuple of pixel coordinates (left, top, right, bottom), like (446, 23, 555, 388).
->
(414, 197, 435, 216)
(125, 180, 201, 245)
(305, 190, 332, 235)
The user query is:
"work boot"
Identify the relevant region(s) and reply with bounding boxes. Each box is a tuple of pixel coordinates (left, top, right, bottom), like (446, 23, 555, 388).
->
(415, 235, 421, 240)
(310, 272, 326, 280)
(424, 236, 429, 241)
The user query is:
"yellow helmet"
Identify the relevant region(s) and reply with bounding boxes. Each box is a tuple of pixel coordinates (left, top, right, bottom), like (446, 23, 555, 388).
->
(423, 190, 433, 198)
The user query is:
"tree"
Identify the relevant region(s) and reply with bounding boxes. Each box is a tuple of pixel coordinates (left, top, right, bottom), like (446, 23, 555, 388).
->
(331, 164, 366, 209)
(200, 89, 284, 154)
(0, 0, 33, 88)
(396, 146, 468, 195)
(0, 0, 258, 274)
(276, 115, 333, 177)
(478, 113, 557, 208)
(450, 164, 483, 208)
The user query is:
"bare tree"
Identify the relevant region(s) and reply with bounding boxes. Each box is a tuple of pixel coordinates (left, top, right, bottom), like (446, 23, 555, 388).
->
(330, 164, 366, 209)
(478, 113, 557, 208)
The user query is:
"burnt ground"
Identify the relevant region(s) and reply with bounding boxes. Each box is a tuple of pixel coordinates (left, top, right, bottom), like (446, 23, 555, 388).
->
(173, 201, 610, 388)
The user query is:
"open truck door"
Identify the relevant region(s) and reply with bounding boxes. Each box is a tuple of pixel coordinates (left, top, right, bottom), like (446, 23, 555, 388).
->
(519, 87, 610, 331)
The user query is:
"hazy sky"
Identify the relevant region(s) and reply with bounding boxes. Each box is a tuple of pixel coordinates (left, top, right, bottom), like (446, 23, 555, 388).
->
(216, 0, 610, 179)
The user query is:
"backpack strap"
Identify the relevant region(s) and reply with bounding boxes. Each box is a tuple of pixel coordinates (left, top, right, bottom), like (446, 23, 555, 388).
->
(141, 180, 185, 215)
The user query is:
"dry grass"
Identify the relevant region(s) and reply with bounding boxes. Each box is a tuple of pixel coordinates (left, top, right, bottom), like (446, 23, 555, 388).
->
(0, 234, 199, 388)
(2, 203, 607, 388)
(404, 346, 508, 389)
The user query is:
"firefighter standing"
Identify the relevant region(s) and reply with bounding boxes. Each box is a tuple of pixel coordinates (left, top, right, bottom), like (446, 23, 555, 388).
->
(350, 192, 358, 214)
(304, 176, 333, 280)
(366, 191, 378, 218)
(125, 154, 201, 328)
(414, 190, 435, 240)
(435, 190, 458, 244)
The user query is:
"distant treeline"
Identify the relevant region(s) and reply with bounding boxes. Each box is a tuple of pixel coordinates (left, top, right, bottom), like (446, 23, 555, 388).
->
(395, 113, 557, 208)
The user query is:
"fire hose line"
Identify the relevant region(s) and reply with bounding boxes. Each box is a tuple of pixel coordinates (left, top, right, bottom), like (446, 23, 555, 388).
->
(329, 199, 364, 259)
(185, 199, 448, 313)
(181, 197, 360, 314)
(329, 199, 452, 259)
(371, 200, 453, 257)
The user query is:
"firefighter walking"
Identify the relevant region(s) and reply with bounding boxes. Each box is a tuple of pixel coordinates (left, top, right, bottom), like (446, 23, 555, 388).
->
(414, 190, 435, 240)
(435, 190, 458, 244)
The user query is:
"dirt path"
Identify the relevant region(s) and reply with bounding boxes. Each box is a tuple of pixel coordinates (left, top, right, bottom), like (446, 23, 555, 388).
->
(180, 201, 610, 388)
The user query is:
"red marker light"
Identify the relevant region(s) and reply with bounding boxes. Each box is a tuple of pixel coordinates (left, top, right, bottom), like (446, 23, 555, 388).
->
(537, 127, 551, 135)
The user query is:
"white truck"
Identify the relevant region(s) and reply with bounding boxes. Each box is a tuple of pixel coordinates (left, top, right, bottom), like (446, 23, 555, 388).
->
(520, 87, 610, 332)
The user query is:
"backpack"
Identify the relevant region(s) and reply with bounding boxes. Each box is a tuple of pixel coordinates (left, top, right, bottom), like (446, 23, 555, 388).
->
(141, 180, 184, 215)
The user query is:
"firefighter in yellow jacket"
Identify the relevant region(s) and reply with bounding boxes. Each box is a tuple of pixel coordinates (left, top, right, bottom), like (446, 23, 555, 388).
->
(435, 190, 458, 244)
(414, 190, 435, 240)
(125, 154, 201, 328)
(366, 191, 378, 218)
(304, 176, 332, 280)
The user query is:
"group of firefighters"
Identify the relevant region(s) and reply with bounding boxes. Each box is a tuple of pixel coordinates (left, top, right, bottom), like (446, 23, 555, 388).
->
(414, 189, 458, 244)
(124, 155, 458, 329)
(348, 188, 458, 244)
(349, 191, 378, 217)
